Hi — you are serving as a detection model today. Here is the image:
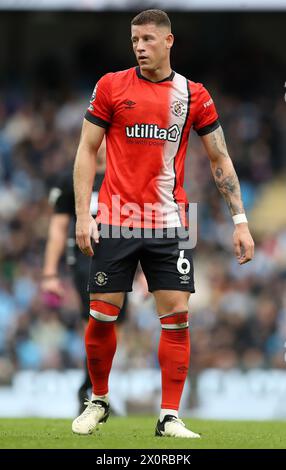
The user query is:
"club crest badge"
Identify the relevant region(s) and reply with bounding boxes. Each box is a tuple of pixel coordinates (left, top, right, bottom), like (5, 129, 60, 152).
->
(95, 271, 108, 286)
(171, 100, 186, 117)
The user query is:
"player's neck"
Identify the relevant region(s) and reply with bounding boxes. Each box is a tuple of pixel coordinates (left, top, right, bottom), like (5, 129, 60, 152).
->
(139, 64, 172, 83)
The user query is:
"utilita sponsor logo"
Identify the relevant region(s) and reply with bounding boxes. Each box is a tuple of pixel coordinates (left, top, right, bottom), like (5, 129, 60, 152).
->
(126, 123, 180, 142)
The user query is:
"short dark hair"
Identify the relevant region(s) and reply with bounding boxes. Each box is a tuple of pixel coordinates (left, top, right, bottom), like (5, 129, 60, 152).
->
(131, 9, 171, 30)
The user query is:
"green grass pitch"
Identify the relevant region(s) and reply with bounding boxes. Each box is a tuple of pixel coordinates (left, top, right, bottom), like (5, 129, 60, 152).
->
(0, 417, 285, 449)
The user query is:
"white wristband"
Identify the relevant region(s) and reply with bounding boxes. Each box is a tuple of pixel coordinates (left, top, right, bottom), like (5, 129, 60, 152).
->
(232, 213, 248, 225)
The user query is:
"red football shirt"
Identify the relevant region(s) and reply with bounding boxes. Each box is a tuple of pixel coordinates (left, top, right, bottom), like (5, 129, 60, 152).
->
(85, 67, 219, 228)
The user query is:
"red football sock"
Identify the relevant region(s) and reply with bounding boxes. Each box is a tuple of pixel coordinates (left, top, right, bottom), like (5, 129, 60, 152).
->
(85, 300, 120, 396)
(158, 312, 190, 410)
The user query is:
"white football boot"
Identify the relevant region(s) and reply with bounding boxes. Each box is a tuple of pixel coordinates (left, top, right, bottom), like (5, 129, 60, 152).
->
(155, 415, 201, 438)
(72, 399, 110, 435)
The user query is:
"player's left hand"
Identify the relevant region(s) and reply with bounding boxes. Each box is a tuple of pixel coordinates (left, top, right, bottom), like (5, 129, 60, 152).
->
(233, 223, 255, 265)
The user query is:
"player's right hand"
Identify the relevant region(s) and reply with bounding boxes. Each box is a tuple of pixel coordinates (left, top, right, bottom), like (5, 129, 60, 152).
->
(76, 213, 99, 256)
(41, 277, 65, 298)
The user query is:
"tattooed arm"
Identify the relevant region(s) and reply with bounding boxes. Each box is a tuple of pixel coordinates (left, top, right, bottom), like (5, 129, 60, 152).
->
(201, 125, 254, 264)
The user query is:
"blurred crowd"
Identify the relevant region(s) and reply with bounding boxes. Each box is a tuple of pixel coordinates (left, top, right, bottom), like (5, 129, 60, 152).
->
(0, 85, 286, 387)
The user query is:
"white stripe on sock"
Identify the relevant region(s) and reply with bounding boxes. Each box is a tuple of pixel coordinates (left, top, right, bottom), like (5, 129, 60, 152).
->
(90, 309, 118, 322)
(162, 322, 188, 330)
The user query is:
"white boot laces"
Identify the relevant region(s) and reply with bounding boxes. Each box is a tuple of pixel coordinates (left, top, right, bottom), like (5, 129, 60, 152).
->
(77, 399, 104, 421)
(170, 417, 186, 428)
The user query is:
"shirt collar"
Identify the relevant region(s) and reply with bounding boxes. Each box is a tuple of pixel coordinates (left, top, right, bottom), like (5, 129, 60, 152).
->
(136, 66, 175, 83)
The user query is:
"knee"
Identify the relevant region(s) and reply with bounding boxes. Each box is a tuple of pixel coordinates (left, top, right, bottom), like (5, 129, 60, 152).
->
(158, 303, 189, 317)
(155, 291, 190, 316)
(90, 292, 124, 309)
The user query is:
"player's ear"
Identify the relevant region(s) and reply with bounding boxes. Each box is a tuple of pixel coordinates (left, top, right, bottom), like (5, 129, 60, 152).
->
(166, 33, 174, 49)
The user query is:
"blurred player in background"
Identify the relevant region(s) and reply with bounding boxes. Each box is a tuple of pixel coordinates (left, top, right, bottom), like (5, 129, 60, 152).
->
(42, 139, 127, 413)
(72, 9, 254, 438)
